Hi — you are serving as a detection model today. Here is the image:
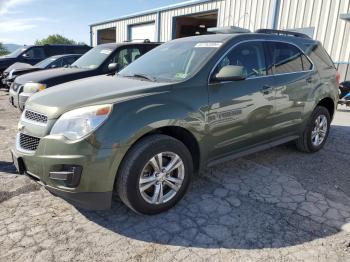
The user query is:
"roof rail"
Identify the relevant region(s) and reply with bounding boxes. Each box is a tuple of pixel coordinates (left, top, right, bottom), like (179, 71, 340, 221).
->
(255, 29, 311, 39)
(123, 39, 152, 43)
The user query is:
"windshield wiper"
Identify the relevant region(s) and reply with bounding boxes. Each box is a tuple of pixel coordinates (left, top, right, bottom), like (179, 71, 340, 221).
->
(125, 73, 157, 82)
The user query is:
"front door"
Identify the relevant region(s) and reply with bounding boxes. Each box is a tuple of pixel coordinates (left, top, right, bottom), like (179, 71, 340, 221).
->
(207, 41, 276, 161)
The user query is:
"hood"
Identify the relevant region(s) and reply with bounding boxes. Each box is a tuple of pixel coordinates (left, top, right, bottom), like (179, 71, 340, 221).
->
(14, 67, 91, 86)
(26, 75, 171, 119)
(4, 62, 33, 73)
(0, 57, 15, 70)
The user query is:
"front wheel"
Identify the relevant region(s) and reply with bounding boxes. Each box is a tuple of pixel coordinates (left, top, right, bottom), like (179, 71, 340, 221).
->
(296, 106, 331, 153)
(116, 134, 193, 214)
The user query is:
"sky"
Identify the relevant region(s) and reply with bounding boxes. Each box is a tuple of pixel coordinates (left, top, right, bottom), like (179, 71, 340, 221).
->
(0, 0, 186, 45)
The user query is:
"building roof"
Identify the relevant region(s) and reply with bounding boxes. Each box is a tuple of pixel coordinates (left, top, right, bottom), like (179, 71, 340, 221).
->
(90, 0, 213, 27)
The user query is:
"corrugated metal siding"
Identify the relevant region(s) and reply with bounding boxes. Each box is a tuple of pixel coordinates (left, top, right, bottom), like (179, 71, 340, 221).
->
(277, 0, 350, 64)
(159, 0, 222, 42)
(91, 0, 350, 80)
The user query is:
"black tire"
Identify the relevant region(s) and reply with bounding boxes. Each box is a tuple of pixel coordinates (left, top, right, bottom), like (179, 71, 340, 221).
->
(116, 134, 193, 215)
(296, 106, 331, 153)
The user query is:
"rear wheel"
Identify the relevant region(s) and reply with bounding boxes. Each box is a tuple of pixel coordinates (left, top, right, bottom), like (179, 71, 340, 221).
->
(116, 134, 193, 214)
(296, 106, 331, 153)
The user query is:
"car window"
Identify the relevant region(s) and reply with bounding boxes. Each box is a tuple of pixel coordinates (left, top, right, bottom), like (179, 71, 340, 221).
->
(72, 46, 113, 69)
(24, 47, 46, 59)
(308, 43, 334, 70)
(111, 48, 141, 70)
(119, 41, 222, 82)
(214, 41, 267, 79)
(49, 58, 63, 68)
(62, 56, 79, 66)
(270, 42, 312, 74)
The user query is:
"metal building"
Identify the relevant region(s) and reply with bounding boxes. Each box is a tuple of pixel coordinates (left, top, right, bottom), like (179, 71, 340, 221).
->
(90, 0, 350, 80)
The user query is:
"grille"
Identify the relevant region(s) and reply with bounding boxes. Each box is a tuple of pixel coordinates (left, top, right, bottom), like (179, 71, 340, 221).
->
(24, 110, 48, 124)
(19, 133, 40, 151)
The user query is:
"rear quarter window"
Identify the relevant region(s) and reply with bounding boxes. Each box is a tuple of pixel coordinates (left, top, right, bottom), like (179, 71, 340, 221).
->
(308, 44, 335, 70)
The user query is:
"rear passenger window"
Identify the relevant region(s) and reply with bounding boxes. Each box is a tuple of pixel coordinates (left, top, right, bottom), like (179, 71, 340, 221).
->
(271, 42, 312, 74)
(214, 41, 267, 79)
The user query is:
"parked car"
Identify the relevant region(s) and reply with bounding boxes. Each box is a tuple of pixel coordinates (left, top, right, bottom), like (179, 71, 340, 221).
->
(12, 30, 338, 214)
(0, 44, 91, 88)
(9, 41, 160, 110)
(2, 54, 82, 89)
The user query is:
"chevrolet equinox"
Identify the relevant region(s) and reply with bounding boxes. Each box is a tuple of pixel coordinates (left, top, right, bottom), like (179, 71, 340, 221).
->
(12, 30, 339, 214)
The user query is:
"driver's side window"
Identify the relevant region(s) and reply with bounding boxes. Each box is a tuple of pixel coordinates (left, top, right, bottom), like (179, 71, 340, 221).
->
(214, 42, 267, 79)
(23, 47, 46, 60)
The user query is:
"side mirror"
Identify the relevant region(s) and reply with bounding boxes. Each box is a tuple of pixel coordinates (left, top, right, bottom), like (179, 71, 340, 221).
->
(108, 63, 118, 74)
(212, 65, 246, 82)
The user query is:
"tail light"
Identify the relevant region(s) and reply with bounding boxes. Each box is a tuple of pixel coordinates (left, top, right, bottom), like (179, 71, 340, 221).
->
(336, 71, 341, 87)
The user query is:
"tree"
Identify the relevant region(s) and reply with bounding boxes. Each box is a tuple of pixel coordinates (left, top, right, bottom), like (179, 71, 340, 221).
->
(35, 34, 80, 45)
(0, 42, 9, 56)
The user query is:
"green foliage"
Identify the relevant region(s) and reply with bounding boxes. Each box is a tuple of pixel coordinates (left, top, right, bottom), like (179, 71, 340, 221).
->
(35, 34, 83, 45)
(0, 42, 9, 56)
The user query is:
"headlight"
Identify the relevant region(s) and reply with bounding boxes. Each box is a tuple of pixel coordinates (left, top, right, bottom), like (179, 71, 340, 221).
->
(50, 104, 112, 140)
(23, 82, 46, 93)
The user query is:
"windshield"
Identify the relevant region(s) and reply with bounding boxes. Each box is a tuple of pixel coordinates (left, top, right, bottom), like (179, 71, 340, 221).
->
(119, 41, 222, 82)
(3, 47, 28, 58)
(35, 57, 57, 68)
(71, 46, 113, 69)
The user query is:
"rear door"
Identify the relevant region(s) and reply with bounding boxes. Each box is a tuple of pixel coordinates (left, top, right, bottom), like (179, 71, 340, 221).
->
(266, 41, 316, 136)
(207, 41, 276, 160)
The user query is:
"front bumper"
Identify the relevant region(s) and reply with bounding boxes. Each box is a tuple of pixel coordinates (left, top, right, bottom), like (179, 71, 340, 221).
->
(9, 88, 30, 110)
(12, 133, 127, 210)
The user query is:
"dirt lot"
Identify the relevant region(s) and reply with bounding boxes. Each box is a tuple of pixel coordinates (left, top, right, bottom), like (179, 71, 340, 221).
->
(0, 89, 350, 262)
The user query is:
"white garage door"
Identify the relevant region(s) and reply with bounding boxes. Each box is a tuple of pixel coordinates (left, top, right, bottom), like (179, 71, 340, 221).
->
(130, 23, 156, 42)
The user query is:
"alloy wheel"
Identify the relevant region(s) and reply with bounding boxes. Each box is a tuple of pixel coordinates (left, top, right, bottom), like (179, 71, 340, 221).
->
(138, 152, 185, 204)
(311, 114, 328, 146)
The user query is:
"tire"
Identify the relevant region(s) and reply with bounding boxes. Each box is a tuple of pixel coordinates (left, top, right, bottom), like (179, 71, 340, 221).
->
(296, 106, 331, 153)
(116, 134, 193, 215)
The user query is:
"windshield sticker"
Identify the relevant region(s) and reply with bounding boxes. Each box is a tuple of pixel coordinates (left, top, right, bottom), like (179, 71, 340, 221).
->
(100, 49, 112, 55)
(195, 42, 222, 48)
(175, 73, 188, 79)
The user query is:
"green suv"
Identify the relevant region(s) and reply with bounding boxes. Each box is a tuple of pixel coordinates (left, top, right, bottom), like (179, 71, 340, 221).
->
(12, 30, 339, 214)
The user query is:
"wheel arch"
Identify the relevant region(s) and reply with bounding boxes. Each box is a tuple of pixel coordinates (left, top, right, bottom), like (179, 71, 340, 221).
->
(316, 97, 335, 120)
(129, 125, 201, 174)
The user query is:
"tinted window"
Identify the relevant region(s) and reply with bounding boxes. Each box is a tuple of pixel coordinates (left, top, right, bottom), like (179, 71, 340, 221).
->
(24, 47, 46, 59)
(309, 44, 334, 70)
(271, 42, 312, 74)
(214, 41, 267, 79)
(62, 56, 79, 66)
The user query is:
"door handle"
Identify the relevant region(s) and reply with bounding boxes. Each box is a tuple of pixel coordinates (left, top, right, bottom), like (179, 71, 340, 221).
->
(261, 85, 273, 95)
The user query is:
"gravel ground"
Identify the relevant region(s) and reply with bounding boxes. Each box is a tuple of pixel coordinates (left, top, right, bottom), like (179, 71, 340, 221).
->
(0, 89, 349, 262)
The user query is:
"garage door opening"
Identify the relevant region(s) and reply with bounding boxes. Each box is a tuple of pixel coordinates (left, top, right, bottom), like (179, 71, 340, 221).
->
(129, 22, 156, 42)
(174, 11, 218, 39)
(97, 27, 116, 44)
